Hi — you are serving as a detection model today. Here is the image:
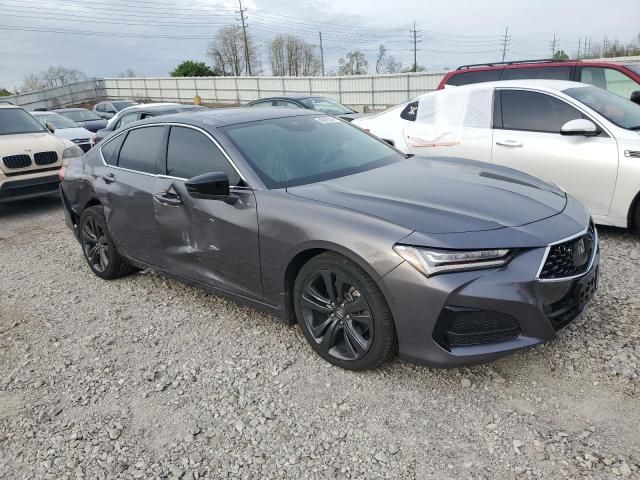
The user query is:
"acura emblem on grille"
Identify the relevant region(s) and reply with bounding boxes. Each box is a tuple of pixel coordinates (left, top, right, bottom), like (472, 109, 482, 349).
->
(572, 238, 588, 267)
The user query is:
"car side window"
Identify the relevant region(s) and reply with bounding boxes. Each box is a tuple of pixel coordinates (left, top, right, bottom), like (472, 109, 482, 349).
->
(166, 126, 240, 184)
(499, 90, 584, 134)
(274, 100, 301, 108)
(501, 66, 572, 81)
(100, 133, 125, 166)
(446, 69, 501, 86)
(116, 112, 138, 129)
(117, 126, 164, 174)
(400, 101, 418, 121)
(580, 67, 639, 100)
(248, 101, 274, 108)
(96, 104, 104, 112)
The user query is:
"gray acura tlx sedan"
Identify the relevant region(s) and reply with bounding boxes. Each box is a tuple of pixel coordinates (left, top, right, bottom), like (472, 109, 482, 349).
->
(60, 108, 599, 370)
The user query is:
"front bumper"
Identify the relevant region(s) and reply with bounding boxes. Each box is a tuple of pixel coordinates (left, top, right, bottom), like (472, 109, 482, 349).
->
(380, 243, 600, 368)
(0, 173, 60, 203)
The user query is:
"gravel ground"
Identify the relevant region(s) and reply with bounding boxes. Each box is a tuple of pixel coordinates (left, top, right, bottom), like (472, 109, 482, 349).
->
(0, 196, 639, 480)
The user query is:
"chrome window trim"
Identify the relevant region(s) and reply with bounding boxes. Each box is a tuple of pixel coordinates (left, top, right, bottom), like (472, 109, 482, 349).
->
(98, 122, 249, 185)
(535, 223, 598, 282)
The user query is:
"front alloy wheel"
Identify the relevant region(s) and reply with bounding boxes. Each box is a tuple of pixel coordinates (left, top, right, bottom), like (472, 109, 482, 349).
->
(294, 253, 396, 370)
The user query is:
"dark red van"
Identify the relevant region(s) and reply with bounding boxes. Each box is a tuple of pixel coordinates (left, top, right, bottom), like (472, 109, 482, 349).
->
(437, 59, 640, 103)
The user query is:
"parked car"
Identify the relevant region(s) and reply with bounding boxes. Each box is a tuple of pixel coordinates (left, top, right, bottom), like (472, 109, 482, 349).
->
(353, 80, 640, 233)
(0, 104, 83, 203)
(244, 95, 368, 122)
(94, 100, 138, 120)
(60, 108, 598, 370)
(31, 111, 94, 152)
(53, 108, 108, 133)
(437, 59, 640, 104)
(93, 103, 207, 144)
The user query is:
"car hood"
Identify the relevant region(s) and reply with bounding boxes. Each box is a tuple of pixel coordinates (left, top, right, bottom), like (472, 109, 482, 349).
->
(75, 119, 108, 132)
(53, 127, 93, 141)
(287, 156, 567, 234)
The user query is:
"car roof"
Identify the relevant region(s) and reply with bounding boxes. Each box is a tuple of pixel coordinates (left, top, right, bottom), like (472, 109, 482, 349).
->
(31, 111, 61, 116)
(134, 106, 319, 129)
(250, 95, 327, 102)
(0, 103, 20, 109)
(53, 108, 92, 112)
(429, 79, 588, 97)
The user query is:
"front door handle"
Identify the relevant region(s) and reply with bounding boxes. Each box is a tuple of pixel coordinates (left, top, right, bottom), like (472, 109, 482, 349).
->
(496, 140, 524, 148)
(102, 173, 116, 184)
(153, 192, 183, 206)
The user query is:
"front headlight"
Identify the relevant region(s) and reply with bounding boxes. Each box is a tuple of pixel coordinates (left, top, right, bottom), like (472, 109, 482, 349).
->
(393, 245, 511, 278)
(62, 145, 84, 159)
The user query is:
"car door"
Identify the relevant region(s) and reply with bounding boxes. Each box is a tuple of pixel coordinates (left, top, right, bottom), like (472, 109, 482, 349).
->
(98, 125, 167, 263)
(152, 125, 262, 299)
(491, 89, 619, 216)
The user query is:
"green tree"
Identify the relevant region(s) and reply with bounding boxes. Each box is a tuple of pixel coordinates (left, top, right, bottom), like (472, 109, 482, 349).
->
(170, 61, 217, 77)
(0, 88, 12, 97)
(553, 50, 569, 60)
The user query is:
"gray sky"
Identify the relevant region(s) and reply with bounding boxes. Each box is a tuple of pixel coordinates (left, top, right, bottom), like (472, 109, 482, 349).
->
(1, 0, 638, 90)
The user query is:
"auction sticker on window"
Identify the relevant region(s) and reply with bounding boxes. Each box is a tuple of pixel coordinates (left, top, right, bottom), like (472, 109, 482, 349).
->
(314, 117, 341, 124)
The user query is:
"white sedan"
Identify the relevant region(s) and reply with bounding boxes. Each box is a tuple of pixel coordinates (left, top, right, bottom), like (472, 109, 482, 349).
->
(353, 80, 640, 232)
(31, 111, 94, 152)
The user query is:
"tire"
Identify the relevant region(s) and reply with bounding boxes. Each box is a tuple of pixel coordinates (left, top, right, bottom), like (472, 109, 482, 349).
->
(79, 205, 135, 280)
(635, 202, 640, 236)
(293, 252, 396, 370)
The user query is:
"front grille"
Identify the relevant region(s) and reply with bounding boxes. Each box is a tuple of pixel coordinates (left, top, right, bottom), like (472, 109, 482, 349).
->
(3, 154, 32, 169)
(539, 224, 595, 280)
(33, 151, 58, 166)
(433, 307, 521, 350)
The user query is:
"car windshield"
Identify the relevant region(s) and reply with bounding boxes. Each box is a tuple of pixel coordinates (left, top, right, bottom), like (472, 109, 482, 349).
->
(628, 64, 640, 76)
(113, 101, 137, 110)
(299, 97, 354, 115)
(0, 108, 46, 135)
(60, 109, 102, 122)
(222, 115, 404, 189)
(33, 113, 78, 129)
(564, 85, 640, 130)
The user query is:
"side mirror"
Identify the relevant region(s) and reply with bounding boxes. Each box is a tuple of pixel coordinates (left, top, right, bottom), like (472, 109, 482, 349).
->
(631, 91, 640, 106)
(560, 119, 599, 137)
(45, 122, 55, 133)
(185, 171, 230, 200)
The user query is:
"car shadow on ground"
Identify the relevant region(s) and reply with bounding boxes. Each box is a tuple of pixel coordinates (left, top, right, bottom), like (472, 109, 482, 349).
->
(0, 194, 62, 219)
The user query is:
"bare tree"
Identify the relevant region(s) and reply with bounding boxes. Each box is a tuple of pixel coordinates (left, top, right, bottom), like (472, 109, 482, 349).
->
(375, 45, 402, 74)
(269, 34, 321, 76)
(118, 68, 137, 78)
(20, 65, 85, 93)
(338, 51, 368, 75)
(206, 26, 258, 76)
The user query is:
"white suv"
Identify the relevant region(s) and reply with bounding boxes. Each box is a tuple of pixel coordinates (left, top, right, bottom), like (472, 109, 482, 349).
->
(0, 103, 83, 203)
(353, 80, 640, 232)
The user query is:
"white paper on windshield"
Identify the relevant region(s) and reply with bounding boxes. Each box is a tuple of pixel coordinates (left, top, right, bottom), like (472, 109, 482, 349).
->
(406, 87, 493, 148)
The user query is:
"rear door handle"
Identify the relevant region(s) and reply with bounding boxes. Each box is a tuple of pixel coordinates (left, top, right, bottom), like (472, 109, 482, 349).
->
(496, 140, 524, 148)
(153, 192, 183, 206)
(102, 173, 116, 184)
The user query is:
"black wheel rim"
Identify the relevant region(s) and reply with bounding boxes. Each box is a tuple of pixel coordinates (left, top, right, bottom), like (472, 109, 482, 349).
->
(81, 216, 109, 273)
(300, 269, 373, 361)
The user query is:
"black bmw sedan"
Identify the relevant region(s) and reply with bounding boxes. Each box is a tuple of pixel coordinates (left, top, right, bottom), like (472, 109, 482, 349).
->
(60, 108, 599, 370)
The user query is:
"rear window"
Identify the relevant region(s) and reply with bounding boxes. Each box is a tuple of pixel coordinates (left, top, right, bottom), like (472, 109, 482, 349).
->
(446, 69, 501, 86)
(501, 66, 572, 81)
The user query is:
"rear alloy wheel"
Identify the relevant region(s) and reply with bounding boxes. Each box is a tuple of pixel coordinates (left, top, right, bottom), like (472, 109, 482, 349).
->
(79, 206, 135, 279)
(294, 253, 396, 370)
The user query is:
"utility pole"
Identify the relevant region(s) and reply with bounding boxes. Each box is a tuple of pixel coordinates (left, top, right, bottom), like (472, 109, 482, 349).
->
(410, 21, 421, 72)
(501, 26, 510, 62)
(319, 31, 325, 76)
(236, 0, 252, 76)
(550, 33, 558, 57)
(584, 36, 589, 58)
